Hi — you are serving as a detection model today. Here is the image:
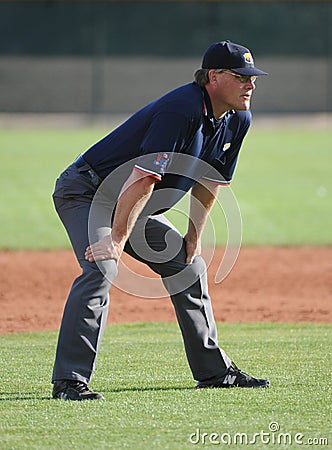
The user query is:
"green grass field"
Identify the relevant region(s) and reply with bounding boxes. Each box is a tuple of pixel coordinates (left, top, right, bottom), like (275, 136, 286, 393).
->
(1, 322, 331, 449)
(0, 126, 331, 248)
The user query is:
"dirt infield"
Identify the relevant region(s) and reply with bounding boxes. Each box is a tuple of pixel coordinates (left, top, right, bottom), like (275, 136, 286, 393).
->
(0, 247, 331, 334)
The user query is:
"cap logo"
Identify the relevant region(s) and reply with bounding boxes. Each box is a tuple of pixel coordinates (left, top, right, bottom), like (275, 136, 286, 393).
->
(243, 52, 253, 64)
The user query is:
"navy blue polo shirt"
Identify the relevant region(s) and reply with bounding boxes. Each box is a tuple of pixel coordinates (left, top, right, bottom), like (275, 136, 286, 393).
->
(83, 82, 251, 201)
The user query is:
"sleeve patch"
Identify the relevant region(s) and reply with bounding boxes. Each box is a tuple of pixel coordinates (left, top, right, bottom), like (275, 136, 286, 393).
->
(153, 153, 170, 175)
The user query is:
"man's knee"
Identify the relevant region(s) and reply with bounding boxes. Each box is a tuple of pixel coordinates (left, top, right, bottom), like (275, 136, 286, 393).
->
(189, 256, 207, 277)
(162, 255, 207, 296)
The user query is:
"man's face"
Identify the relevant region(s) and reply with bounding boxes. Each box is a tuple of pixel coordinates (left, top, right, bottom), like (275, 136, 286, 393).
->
(209, 69, 257, 113)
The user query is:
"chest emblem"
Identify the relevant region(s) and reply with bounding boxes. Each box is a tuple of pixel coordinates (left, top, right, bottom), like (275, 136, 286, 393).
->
(223, 143, 231, 152)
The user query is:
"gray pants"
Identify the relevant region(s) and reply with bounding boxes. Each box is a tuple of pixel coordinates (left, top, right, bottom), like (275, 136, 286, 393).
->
(52, 163, 231, 385)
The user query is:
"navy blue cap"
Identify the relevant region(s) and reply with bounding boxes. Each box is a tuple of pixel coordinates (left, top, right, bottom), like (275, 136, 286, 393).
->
(202, 40, 268, 76)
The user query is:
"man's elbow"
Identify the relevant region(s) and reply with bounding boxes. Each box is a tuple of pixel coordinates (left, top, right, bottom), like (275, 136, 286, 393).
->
(131, 170, 157, 192)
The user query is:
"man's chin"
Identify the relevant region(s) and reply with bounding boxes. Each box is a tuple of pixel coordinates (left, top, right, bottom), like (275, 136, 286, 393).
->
(234, 104, 250, 111)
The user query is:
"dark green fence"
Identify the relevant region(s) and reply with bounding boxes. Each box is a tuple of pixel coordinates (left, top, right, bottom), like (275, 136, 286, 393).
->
(1, 1, 331, 56)
(0, 1, 331, 113)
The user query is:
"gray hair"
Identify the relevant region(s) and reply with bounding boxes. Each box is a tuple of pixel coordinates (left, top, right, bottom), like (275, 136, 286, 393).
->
(193, 68, 210, 87)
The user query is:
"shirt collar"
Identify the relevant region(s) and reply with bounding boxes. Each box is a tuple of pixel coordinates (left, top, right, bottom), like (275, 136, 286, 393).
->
(202, 87, 214, 120)
(201, 86, 235, 129)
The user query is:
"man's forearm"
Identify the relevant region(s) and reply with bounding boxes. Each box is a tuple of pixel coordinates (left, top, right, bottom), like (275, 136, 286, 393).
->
(184, 179, 220, 264)
(111, 170, 156, 245)
(85, 170, 155, 263)
(187, 180, 220, 241)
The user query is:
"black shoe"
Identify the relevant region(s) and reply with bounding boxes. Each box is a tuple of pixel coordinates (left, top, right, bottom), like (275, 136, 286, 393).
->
(52, 380, 104, 401)
(196, 362, 270, 389)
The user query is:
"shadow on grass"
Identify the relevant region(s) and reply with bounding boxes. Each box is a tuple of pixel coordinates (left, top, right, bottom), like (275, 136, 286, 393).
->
(0, 385, 194, 401)
(0, 393, 51, 401)
(104, 385, 193, 393)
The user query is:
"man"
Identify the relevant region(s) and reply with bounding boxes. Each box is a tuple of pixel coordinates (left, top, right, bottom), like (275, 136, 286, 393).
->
(52, 40, 270, 401)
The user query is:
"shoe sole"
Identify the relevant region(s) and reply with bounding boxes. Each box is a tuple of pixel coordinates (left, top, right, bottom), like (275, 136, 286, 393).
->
(196, 381, 270, 389)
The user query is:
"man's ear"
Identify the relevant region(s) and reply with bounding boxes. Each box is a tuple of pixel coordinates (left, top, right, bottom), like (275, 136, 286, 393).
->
(208, 69, 217, 84)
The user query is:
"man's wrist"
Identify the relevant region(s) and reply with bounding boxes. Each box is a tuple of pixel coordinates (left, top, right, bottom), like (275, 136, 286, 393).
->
(110, 231, 127, 248)
(184, 231, 199, 245)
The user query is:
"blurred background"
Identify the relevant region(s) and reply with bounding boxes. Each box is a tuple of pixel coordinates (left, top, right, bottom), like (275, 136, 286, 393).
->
(0, 0, 331, 249)
(1, 0, 331, 118)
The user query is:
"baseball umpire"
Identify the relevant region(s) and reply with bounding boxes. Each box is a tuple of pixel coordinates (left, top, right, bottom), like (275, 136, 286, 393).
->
(52, 40, 270, 400)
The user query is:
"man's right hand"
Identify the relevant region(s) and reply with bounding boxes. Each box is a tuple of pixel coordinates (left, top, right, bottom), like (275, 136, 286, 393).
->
(85, 235, 123, 263)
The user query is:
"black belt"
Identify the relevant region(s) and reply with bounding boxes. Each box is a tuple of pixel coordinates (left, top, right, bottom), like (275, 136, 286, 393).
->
(73, 154, 102, 187)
